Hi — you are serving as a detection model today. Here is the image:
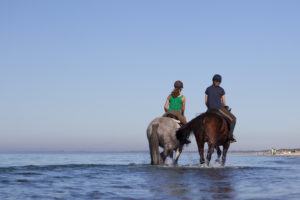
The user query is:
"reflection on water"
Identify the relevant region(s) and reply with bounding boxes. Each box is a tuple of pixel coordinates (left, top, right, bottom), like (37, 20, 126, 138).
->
(143, 167, 237, 199)
(204, 170, 235, 199)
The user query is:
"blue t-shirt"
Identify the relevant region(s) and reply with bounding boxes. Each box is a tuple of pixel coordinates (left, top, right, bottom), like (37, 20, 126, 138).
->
(205, 85, 225, 109)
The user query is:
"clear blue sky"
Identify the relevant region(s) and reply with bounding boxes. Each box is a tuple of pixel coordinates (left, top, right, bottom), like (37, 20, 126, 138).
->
(1, 1, 300, 152)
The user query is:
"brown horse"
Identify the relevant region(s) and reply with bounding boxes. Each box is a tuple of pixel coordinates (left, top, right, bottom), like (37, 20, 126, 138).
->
(176, 112, 231, 166)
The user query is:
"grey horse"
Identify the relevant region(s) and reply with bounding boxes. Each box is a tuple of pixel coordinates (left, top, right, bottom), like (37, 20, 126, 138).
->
(147, 117, 187, 165)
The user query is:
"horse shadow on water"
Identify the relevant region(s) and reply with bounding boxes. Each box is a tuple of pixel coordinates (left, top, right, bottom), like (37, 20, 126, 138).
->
(147, 113, 231, 166)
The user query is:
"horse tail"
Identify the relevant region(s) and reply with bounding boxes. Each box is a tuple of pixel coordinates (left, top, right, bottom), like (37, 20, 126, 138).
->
(149, 124, 159, 165)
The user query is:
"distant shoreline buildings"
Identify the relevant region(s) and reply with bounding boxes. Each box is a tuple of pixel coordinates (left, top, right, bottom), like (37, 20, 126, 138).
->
(270, 148, 300, 156)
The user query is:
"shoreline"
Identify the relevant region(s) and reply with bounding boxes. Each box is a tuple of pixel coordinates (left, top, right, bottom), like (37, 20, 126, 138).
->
(229, 152, 300, 156)
(0, 150, 300, 156)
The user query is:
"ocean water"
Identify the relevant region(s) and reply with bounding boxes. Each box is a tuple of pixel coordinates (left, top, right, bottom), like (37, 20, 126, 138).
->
(0, 152, 299, 200)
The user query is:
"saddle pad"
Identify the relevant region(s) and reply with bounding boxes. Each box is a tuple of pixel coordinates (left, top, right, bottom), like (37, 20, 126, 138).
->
(171, 118, 181, 124)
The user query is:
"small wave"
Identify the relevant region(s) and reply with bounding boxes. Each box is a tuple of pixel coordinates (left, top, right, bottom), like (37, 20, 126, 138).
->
(16, 179, 29, 183)
(111, 185, 132, 189)
(146, 164, 268, 171)
(1, 180, 9, 184)
(128, 163, 138, 166)
(0, 163, 145, 172)
(14, 172, 43, 176)
(53, 176, 73, 179)
(0, 166, 18, 172)
(0, 163, 271, 173)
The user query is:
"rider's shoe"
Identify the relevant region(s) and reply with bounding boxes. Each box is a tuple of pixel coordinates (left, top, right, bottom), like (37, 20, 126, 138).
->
(228, 135, 237, 143)
(230, 138, 237, 143)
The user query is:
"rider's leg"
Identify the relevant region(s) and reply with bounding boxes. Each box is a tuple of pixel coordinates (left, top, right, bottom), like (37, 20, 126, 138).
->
(228, 118, 236, 143)
(219, 108, 237, 143)
(169, 111, 191, 144)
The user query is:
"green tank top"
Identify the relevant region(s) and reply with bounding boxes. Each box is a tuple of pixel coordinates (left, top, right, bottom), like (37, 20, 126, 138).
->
(168, 95, 183, 111)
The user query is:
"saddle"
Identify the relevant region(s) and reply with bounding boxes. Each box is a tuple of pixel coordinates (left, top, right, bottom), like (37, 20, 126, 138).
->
(206, 109, 231, 130)
(166, 113, 184, 127)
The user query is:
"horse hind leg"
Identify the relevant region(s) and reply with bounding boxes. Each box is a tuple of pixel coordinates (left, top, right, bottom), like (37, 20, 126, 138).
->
(199, 143, 205, 165)
(222, 142, 230, 166)
(206, 143, 215, 166)
(160, 148, 168, 165)
(168, 150, 173, 159)
(215, 146, 222, 163)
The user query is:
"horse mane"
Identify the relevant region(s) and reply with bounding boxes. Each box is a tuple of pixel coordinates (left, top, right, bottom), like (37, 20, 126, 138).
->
(176, 113, 206, 145)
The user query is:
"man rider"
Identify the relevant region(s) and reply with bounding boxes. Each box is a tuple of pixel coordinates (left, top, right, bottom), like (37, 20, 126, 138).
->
(205, 74, 237, 143)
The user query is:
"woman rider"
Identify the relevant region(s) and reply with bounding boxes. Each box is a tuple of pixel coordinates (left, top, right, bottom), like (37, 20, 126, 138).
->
(163, 80, 187, 125)
(205, 74, 237, 143)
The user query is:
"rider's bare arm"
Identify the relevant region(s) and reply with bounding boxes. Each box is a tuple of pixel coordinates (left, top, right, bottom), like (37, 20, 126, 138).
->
(205, 95, 208, 107)
(222, 95, 226, 106)
(182, 95, 185, 115)
(164, 95, 170, 112)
